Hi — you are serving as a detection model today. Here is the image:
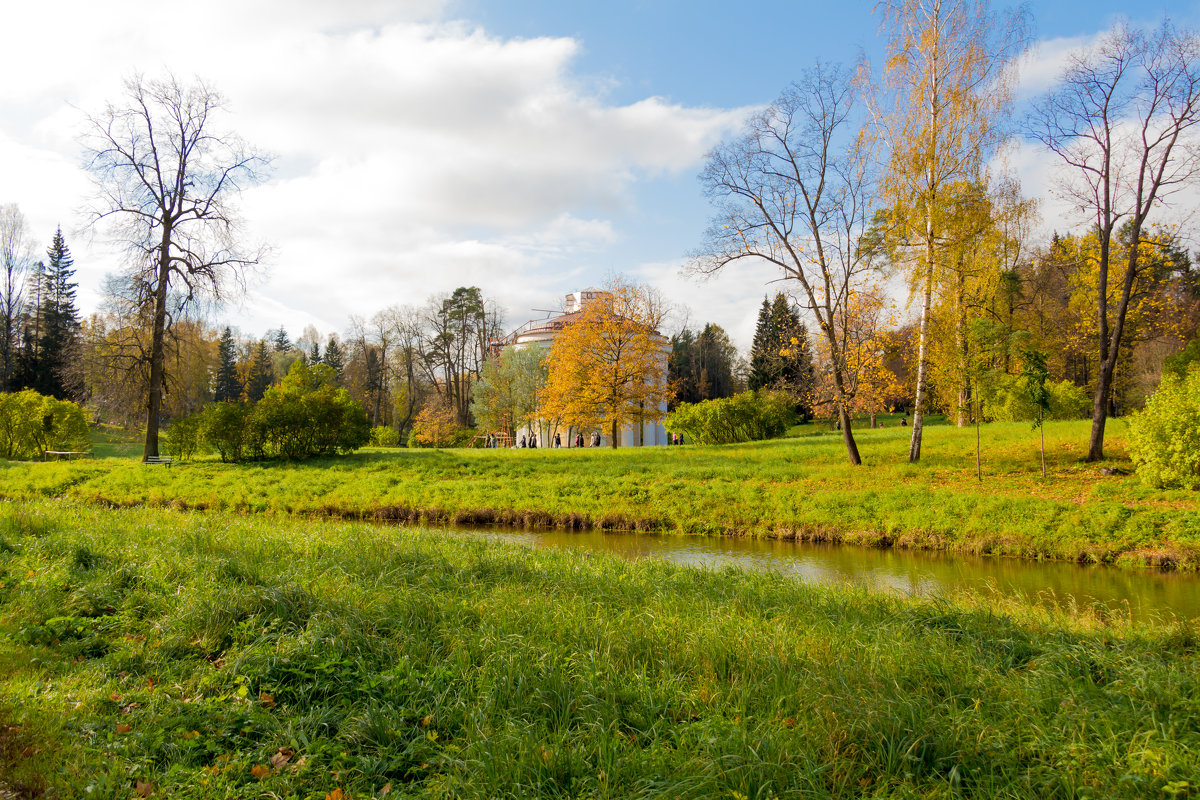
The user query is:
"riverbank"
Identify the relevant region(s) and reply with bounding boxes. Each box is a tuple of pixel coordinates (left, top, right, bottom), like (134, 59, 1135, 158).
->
(2, 419, 1199, 569)
(2, 499, 1197, 798)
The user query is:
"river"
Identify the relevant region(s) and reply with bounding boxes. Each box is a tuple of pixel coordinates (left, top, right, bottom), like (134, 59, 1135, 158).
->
(460, 528, 1200, 622)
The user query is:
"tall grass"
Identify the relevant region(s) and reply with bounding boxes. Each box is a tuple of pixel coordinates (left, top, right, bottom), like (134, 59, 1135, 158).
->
(2, 420, 1198, 568)
(0, 499, 1196, 797)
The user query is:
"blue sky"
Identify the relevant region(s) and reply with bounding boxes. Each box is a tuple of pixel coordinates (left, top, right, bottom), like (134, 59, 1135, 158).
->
(1, 0, 1199, 351)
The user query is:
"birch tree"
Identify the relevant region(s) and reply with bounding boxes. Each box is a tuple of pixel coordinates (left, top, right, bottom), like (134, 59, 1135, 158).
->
(868, 0, 1028, 461)
(82, 74, 269, 460)
(1026, 21, 1200, 461)
(0, 205, 32, 391)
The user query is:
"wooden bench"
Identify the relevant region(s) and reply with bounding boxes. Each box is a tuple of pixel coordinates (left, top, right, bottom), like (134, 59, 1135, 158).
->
(143, 456, 174, 466)
(42, 450, 92, 461)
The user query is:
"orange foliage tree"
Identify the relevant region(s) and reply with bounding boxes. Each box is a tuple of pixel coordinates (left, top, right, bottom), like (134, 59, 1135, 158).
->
(541, 278, 671, 448)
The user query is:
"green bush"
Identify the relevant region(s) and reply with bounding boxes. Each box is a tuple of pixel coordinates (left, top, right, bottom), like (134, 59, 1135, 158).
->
(199, 402, 254, 463)
(161, 414, 205, 461)
(369, 425, 400, 447)
(1128, 366, 1200, 489)
(983, 376, 1090, 423)
(0, 390, 90, 459)
(665, 389, 795, 445)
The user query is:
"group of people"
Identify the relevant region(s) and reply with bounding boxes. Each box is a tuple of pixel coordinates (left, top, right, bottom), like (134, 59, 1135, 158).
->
(479, 429, 685, 448)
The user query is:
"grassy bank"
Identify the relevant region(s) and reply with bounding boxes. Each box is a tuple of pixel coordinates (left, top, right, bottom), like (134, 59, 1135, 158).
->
(2, 420, 1199, 569)
(1, 499, 1197, 798)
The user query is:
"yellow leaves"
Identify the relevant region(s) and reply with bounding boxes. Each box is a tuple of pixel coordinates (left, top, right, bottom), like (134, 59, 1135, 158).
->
(325, 789, 346, 800)
(259, 691, 275, 708)
(116, 723, 132, 734)
(250, 764, 272, 780)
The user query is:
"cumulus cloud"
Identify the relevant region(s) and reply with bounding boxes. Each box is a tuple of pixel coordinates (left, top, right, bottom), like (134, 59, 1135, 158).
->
(0, 2, 749, 339)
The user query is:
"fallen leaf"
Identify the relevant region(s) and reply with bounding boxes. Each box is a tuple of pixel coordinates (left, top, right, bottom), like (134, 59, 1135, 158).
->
(250, 764, 271, 779)
(135, 780, 154, 797)
(116, 724, 132, 734)
(325, 790, 345, 800)
(259, 691, 276, 707)
(381, 783, 392, 796)
(269, 748, 292, 769)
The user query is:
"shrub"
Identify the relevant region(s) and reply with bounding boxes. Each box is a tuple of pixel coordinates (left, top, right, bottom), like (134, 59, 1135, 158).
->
(1128, 366, 1200, 489)
(162, 414, 205, 461)
(410, 400, 461, 448)
(370, 426, 400, 447)
(199, 402, 253, 463)
(982, 375, 1090, 423)
(665, 390, 795, 445)
(0, 390, 90, 459)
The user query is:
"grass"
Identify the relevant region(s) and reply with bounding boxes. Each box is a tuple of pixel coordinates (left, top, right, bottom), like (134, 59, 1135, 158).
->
(1, 499, 1197, 798)
(2, 419, 1198, 570)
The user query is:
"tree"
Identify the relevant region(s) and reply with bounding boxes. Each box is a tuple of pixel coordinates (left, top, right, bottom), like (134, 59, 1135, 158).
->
(213, 327, 242, 402)
(272, 326, 291, 353)
(869, 0, 1028, 462)
(541, 277, 671, 448)
(1021, 348, 1051, 478)
(748, 294, 816, 415)
(470, 345, 546, 442)
(81, 74, 268, 461)
(244, 340, 274, 402)
(0, 204, 32, 392)
(36, 226, 80, 398)
(323, 336, 345, 382)
(1026, 21, 1200, 461)
(694, 65, 876, 464)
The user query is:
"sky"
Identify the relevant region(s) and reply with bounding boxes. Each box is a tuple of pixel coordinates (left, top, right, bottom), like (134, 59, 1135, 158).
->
(2, 0, 1200, 352)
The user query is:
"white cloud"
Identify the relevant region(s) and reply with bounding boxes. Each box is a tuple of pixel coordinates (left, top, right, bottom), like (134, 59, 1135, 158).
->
(0, 2, 748, 340)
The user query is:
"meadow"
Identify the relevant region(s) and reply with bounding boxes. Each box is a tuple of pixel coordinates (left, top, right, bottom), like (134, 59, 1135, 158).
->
(1, 499, 1197, 798)
(2, 419, 1199, 570)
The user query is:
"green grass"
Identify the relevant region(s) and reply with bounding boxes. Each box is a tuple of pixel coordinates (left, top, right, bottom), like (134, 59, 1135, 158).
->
(1, 499, 1197, 798)
(2, 419, 1198, 569)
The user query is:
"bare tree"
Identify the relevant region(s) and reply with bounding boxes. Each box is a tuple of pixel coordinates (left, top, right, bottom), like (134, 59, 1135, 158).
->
(0, 204, 32, 391)
(81, 74, 269, 460)
(1027, 21, 1200, 461)
(692, 64, 876, 465)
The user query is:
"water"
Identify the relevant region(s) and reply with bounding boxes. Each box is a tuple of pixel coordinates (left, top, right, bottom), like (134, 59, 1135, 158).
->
(457, 528, 1200, 622)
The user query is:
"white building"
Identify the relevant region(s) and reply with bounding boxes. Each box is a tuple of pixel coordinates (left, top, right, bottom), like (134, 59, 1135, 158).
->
(493, 289, 670, 447)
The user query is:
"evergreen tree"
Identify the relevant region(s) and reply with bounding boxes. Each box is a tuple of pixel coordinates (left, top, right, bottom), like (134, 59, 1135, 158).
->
(33, 228, 80, 398)
(323, 336, 344, 383)
(213, 327, 242, 402)
(272, 326, 291, 352)
(245, 340, 274, 402)
(308, 340, 321, 365)
(748, 297, 773, 391)
(668, 328, 698, 406)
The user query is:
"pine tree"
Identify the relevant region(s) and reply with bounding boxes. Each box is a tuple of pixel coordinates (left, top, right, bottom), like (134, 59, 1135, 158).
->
(272, 327, 291, 352)
(323, 337, 344, 383)
(213, 327, 242, 402)
(245, 340, 274, 402)
(308, 340, 321, 365)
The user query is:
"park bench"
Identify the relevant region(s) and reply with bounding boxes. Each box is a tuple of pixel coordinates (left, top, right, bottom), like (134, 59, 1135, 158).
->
(143, 455, 174, 466)
(42, 450, 92, 461)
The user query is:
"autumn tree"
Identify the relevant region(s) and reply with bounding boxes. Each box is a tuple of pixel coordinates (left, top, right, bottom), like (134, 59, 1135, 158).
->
(470, 345, 546, 443)
(748, 294, 817, 417)
(1026, 20, 1200, 461)
(868, 0, 1028, 461)
(82, 74, 269, 460)
(694, 64, 876, 464)
(541, 277, 671, 448)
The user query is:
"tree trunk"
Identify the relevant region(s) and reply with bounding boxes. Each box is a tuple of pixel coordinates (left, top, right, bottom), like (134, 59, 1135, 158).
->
(908, 259, 935, 463)
(143, 226, 172, 461)
(838, 405, 862, 466)
(610, 419, 619, 449)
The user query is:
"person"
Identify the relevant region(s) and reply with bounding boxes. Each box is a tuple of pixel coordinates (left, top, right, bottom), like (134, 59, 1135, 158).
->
(554, 432, 561, 448)
(519, 434, 526, 448)
(900, 416, 907, 426)
(575, 432, 583, 448)
(530, 433, 538, 448)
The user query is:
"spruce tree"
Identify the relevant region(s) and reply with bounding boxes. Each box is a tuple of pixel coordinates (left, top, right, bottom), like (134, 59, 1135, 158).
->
(245, 340, 274, 402)
(747, 297, 773, 391)
(213, 327, 242, 402)
(308, 340, 321, 365)
(323, 337, 344, 383)
(36, 228, 80, 398)
(272, 326, 291, 352)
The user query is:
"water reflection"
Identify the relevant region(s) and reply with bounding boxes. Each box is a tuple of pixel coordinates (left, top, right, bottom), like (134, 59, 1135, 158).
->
(461, 528, 1200, 622)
